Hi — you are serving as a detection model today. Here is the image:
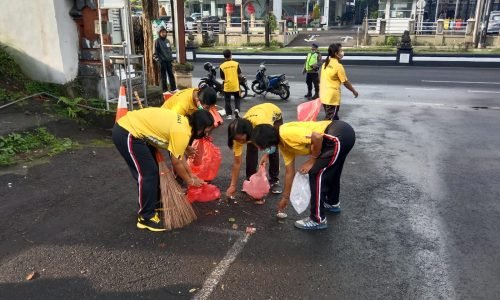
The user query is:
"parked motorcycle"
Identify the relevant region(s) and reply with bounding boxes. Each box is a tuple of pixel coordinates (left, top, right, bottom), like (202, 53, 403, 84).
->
(251, 63, 290, 100)
(198, 62, 248, 98)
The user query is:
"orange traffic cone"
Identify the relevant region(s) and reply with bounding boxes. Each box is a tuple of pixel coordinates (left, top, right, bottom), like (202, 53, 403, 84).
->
(115, 85, 128, 122)
(163, 91, 173, 102)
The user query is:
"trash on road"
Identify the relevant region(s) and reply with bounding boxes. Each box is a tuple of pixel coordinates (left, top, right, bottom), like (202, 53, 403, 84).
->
(26, 271, 39, 281)
(246, 226, 256, 234)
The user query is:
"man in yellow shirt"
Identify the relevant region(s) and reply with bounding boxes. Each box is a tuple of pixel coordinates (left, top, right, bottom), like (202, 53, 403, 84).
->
(226, 103, 283, 199)
(161, 86, 217, 116)
(251, 120, 356, 230)
(112, 108, 214, 232)
(319, 43, 358, 120)
(220, 49, 242, 119)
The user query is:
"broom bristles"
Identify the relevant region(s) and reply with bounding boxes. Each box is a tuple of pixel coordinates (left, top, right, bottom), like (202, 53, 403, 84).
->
(158, 161, 197, 230)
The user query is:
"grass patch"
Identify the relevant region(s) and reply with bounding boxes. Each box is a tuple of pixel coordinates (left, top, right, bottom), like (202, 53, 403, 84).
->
(0, 127, 77, 167)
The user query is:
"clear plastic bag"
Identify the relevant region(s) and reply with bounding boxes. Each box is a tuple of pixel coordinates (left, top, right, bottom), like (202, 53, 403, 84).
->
(290, 172, 310, 214)
(242, 165, 270, 200)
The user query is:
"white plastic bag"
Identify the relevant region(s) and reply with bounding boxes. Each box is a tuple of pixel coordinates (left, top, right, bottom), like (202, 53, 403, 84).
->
(290, 172, 310, 214)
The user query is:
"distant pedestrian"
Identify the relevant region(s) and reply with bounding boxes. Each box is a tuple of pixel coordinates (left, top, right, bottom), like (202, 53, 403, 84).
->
(319, 43, 358, 120)
(154, 26, 177, 92)
(220, 49, 242, 120)
(303, 43, 321, 100)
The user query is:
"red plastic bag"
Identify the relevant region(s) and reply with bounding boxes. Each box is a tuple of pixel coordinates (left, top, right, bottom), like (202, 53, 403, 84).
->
(209, 106, 223, 128)
(242, 165, 270, 200)
(190, 139, 205, 166)
(187, 137, 222, 181)
(187, 184, 221, 203)
(297, 97, 322, 121)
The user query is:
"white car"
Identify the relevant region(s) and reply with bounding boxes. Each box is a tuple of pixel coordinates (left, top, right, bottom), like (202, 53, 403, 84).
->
(159, 16, 195, 31)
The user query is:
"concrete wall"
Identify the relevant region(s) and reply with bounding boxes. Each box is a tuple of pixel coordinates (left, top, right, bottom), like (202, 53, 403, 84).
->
(0, 0, 78, 84)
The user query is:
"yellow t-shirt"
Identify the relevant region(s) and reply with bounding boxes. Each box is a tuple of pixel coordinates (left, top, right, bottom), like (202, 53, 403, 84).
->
(220, 60, 240, 92)
(279, 121, 332, 166)
(319, 58, 347, 106)
(161, 88, 198, 116)
(117, 107, 191, 159)
(233, 103, 282, 157)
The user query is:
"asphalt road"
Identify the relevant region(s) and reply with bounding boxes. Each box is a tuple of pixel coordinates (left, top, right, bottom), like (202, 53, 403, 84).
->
(1, 64, 499, 299)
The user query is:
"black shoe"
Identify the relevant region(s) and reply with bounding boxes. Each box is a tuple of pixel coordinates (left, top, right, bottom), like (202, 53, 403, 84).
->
(312, 94, 319, 99)
(137, 212, 166, 232)
(304, 93, 312, 98)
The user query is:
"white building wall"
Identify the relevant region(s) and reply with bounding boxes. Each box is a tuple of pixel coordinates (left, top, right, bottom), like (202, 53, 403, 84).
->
(0, 0, 78, 84)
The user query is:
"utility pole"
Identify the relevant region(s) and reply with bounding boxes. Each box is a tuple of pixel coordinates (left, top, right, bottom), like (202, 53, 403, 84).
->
(173, 0, 187, 63)
(478, 0, 494, 48)
(265, 0, 270, 47)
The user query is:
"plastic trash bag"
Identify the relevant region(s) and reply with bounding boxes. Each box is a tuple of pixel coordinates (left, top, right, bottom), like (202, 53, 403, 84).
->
(297, 97, 321, 121)
(290, 172, 310, 214)
(187, 184, 221, 203)
(187, 137, 222, 181)
(209, 106, 223, 128)
(190, 139, 205, 166)
(242, 165, 270, 200)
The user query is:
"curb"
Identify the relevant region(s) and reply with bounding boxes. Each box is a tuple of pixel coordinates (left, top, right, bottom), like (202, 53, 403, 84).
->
(195, 52, 500, 67)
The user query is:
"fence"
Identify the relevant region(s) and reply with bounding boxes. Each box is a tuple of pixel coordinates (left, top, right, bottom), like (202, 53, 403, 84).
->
(366, 18, 469, 36)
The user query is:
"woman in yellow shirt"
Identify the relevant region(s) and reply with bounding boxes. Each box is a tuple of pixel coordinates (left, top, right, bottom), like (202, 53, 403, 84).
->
(161, 86, 217, 116)
(319, 43, 358, 120)
(226, 103, 283, 200)
(251, 120, 355, 230)
(112, 108, 214, 232)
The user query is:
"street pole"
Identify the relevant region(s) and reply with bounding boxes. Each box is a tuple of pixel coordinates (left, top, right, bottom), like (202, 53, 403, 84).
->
(265, 0, 270, 47)
(478, 0, 494, 48)
(472, 0, 484, 46)
(173, 0, 186, 63)
(306, 0, 310, 26)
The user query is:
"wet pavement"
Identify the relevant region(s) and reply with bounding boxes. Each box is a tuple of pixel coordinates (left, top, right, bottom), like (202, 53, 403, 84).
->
(1, 64, 500, 299)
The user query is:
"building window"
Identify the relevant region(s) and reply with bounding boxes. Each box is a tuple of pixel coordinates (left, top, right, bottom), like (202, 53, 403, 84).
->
(378, 0, 387, 18)
(390, 0, 412, 18)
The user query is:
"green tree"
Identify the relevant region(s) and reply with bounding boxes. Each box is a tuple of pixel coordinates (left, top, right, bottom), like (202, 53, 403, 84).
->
(312, 3, 321, 20)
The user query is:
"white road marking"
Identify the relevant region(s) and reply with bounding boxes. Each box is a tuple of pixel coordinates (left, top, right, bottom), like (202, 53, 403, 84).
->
(422, 80, 500, 85)
(405, 87, 439, 91)
(467, 90, 500, 94)
(193, 233, 250, 300)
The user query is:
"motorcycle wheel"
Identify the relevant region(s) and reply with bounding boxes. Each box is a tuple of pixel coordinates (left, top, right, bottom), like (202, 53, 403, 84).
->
(240, 84, 248, 98)
(278, 84, 290, 100)
(198, 81, 207, 88)
(251, 82, 265, 95)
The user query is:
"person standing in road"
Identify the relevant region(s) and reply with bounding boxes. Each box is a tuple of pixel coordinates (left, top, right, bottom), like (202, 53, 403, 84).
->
(226, 103, 284, 201)
(250, 119, 356, 230)
(320, 43, 358, 120)
(303, 43, 321, 100)
(220, 49, 242, 120)
(154, 26, 177, 93)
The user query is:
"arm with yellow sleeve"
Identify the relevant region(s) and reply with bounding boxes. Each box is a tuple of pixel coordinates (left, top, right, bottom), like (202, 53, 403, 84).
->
(225, 141, 244, 198)
(277, 132, 324, 212)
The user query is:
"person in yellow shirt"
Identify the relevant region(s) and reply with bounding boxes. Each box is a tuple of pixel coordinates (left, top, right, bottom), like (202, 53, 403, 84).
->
(220, 49, 242, 119)
(161, 86, 217, 116)
(112, 108, 214, 232)
(251, 120, 356, 230)
(226, 103, 283, 200)
(319, 43, 358, 120)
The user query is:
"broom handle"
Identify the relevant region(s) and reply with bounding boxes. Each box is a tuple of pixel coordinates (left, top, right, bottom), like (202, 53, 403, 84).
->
(134, 91, 144, 109)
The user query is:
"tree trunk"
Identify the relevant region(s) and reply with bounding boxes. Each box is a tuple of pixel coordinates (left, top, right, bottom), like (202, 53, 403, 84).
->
(142, 0, 159, 86)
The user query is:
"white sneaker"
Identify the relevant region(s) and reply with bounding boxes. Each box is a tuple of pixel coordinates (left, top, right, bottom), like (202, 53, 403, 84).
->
(234, 109, 240, 118)
(294, 217, 327, 230)
(226, 115, 233, 120)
